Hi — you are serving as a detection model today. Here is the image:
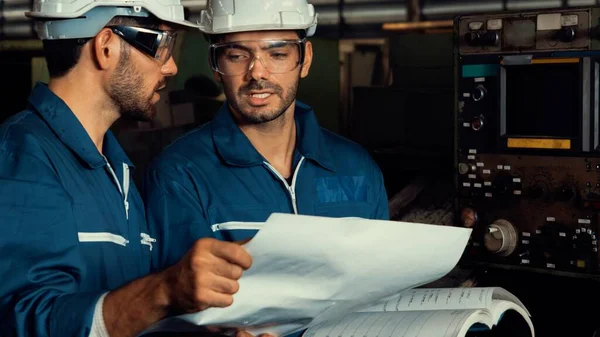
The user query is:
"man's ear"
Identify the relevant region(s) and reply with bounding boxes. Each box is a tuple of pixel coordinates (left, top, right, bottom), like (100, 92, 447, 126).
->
(93, 27, 121, 70)
(300, 40, 313, 78)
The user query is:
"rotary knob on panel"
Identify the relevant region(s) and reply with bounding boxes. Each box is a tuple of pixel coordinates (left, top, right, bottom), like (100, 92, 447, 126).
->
(484, 219, 519, 257)
(458, 163, 469, 175)
(465, 31, 499, 46)
(554, 26, 576, 43)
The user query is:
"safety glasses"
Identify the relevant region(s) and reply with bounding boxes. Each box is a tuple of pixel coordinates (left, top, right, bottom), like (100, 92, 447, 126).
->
(109, 25, 177, 64)
(209, 39, 306, 76)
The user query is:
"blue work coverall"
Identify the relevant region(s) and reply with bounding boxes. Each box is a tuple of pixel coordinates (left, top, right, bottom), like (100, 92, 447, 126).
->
(0, 83, 153, 336)
(143, 101, 389, 271)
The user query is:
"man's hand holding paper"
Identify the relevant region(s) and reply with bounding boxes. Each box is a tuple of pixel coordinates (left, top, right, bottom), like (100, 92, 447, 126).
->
(163, 238, 253, 313)
(140, 214, 472, 337)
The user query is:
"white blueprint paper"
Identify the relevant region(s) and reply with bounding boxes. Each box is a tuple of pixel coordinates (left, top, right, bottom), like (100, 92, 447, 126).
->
(140, 213, 472, 337)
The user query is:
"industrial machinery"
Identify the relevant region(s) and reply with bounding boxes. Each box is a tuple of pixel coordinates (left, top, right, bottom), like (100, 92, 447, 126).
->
(454, 6, 600, 277)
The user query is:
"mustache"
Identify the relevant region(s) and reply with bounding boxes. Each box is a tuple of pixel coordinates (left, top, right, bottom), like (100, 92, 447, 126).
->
(240, 80, 283, 95)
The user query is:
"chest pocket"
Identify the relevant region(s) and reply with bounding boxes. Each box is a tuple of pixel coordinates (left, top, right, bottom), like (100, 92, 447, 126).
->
(72, 202, 131, 290)
(207, 205, 275, 242)
(313, 176, 373, 218)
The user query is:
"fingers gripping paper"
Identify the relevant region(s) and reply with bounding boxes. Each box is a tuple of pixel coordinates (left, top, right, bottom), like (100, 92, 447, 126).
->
(141, 213, 472, 337)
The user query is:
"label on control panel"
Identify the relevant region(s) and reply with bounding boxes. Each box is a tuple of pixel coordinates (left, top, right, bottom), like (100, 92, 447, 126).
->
(469, 149, 477, 154)
(579, 218, 591, 224)
(513, 190, 522, 195)
(503, 165, 511, 170)
(561, 14, 578, 27)
(521, 259, 530, 264)
(487, 19, 502, 30)
(463, 122, 471, 127)
(474, 183, 482, 188)
(546, 263, 556, 269)
(469, 21, 484, 30)
(476, 163, 484, 167)
(468, 155, 475, 160)
(537, 13, 562, 31)
(483, 169, 491, 174)
(522, 232, 531, 237)
(468, 174, 476, 179)
(547, 217, 556, 222)
(522, 239, 529, 244)
(513, 178, 521, 183)
(497, 165, 503, 170)
(484, 181, 492, 186)
(463, 182, 471, 187)
(463, 93, 470, 98)
(485, 192, 492, 198)
(474, 77, 486, 83)
(559, 232, 566, 237)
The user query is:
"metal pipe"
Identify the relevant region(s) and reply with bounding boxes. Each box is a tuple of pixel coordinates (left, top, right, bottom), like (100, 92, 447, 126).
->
(343, 3, 407, 24)
(421, 1, 503, 20)
(1, 6, 30, 22)
(567, 0, 596, 5)
(505, 0, 562, 11)
(2, 0, 31, 7)
(0, 22, 33, 38)
(312, 3, 408, 25)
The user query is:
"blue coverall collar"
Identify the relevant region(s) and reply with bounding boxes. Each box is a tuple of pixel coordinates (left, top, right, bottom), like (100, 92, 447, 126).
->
(27, 82, 134, 170)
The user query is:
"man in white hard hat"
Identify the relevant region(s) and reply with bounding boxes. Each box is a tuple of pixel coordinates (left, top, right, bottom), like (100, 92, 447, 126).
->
(0, 1, 260, 337)
(143, 0, 389, 275)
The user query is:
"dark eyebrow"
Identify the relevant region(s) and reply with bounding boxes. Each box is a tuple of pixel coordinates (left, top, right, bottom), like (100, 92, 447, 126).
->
(220, 41, 294, 52)
(261, 41, 293, 50)
(223, 43, 253, 52)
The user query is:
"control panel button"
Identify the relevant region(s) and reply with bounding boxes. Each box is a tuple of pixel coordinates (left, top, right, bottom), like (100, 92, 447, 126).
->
(471, 115, 485, 131)
(458, 163, 469, 175)
(471, 85, 486, 102)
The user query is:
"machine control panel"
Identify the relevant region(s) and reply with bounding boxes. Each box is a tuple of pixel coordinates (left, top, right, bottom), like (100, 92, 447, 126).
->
(456, 154, 600, 274)
(457, 9, 593, 54)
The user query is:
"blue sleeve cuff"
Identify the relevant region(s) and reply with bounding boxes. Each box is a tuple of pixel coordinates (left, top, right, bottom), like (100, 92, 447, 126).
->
(50, 291, 106, 337)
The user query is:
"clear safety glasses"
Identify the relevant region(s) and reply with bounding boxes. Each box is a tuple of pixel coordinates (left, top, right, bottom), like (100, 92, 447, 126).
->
(209, 39, 306, 76)
(109, 25, 177, 64)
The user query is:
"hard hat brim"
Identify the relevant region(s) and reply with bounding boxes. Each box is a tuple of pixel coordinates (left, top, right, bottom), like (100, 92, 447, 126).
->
(26, 1, 202, 29)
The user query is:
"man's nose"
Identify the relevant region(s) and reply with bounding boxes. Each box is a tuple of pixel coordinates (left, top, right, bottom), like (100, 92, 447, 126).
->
(161, 56, 178, 77)
(247, 56, 269, 81)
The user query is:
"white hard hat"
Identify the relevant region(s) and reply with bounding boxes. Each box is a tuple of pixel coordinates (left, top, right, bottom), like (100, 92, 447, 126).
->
(26, 0, 201, 39)
(198, 0, 318, 37)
